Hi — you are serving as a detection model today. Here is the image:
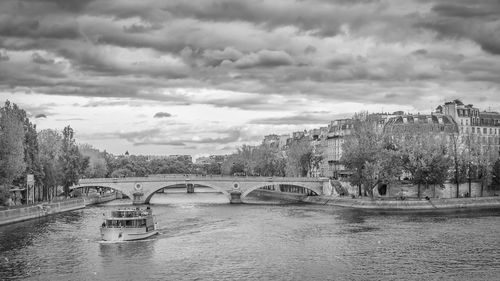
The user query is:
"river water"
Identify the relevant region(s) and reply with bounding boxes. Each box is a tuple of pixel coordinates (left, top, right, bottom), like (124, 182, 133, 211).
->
(1, 192, 500, 281)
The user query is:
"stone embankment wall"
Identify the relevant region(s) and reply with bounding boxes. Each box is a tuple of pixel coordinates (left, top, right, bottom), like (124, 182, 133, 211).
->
(0, 199, 85, 226)
(251, 189, 307, 201)
(83, 193, 116, 205)
(322, 180, 498, 198)
(304, 196, 500, 210)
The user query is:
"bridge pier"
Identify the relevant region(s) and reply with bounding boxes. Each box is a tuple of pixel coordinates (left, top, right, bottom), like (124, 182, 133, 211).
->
(229, 191, 242, 204)
(133, 192, 145, 205)
(186, 183, 194, 193)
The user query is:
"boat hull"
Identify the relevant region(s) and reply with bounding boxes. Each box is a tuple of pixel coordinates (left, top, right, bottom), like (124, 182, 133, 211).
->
(101, 227, 158, 241)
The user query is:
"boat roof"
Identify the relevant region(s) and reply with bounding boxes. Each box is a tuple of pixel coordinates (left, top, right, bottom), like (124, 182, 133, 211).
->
(105, 216, 149, 220)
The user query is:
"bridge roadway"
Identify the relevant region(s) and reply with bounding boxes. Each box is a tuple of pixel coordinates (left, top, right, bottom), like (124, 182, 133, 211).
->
(72, 175, 329, 204)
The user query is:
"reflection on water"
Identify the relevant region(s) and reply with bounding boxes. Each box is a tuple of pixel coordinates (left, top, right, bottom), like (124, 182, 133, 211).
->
(1, 193, 499, 281)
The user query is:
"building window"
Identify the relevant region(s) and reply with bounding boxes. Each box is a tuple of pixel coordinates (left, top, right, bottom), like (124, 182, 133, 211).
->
(484, 128, 487, 134)
(466, 119, 469, 126)
(472, 127, 475, 133)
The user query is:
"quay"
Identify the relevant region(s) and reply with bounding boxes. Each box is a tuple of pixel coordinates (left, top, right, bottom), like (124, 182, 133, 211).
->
(0, 193, 116, 226)
(303, 196, 500, 211)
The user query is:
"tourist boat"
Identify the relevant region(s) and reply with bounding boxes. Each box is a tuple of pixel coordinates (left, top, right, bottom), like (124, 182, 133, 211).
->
(100, 207, 158, 241)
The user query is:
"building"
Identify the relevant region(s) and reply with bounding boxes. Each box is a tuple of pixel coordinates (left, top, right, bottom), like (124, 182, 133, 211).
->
(322, 119, 354, 179)
(440, 100, 500, 155)
(383, 114, 459, 135)
(262, 134, 280, 148)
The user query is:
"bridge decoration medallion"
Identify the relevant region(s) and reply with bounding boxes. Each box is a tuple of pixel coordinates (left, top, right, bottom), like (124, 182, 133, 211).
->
(133, 183, 143, 197)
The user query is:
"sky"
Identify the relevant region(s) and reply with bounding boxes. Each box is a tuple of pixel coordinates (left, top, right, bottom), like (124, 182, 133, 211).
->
(1, 0, 500, 159)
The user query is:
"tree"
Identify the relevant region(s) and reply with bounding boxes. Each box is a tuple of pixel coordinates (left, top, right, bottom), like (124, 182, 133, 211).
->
(59, 126, 85, 197)
(79, 144, 108, 178)
(340, 115, 400, 196)
(253, 145, 286, 177)
(449, 133, 468, 198)
(399, 132, 451, 198)
(286, 138, 315, 177)
(0, 101, 26, 186)
(38, 129, 62, 200)
(492, 159, 500, 192)
(475, 140, 497, 196)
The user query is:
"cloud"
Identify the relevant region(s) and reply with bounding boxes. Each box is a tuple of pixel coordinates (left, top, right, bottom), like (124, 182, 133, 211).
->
(233, 50, 294, 69)
(250, 112, 349, 125)
(134, 140, 186, 146)
(432, 3, 500, 19)
(1, 0, 500, 156)
(35, 113, 47, 118)
(416, 2, 500, 55)
(32, 52, 55, 64)
(153, 112, 172, 118)
(0, 50, 9, 61)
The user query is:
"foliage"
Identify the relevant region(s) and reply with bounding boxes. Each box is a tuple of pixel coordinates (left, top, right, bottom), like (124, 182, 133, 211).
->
(492, 159, 500, 191)
(79, 144, 108, 178)
(59, 126, 86, 197)
(398, 132, 451, 198)
(286, 138, 318, 177)
(0, 101, 26, 185)
(449, 133, 468, 197)
(38, 129, 63, 199)
(0, 185, 11, 205)
(341, 116, 402, 196)
(253, 145, 286, 176)
(25, 119, 44, 180)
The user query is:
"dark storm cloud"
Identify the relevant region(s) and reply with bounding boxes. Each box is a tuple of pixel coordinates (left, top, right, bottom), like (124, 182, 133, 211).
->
(232, 50, 294, 69)
(153, 112, 172, 118)
(0, 15, 80, 40)
(35, 114, 47, 118)
(21, 0, 96, 12)
(432, 2, 500, 19)
(0, 0, 500, 116)
(416, 1, 500, 55)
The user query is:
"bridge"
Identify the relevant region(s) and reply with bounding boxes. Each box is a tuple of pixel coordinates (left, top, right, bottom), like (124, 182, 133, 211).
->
(72, 175, 329, 204)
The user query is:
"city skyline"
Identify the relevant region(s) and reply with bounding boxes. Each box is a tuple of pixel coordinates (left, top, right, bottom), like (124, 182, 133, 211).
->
(1, 0, 500, 157)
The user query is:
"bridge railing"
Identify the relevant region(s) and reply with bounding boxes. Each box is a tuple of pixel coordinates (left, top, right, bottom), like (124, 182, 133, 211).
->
(78, 175, 327, 184)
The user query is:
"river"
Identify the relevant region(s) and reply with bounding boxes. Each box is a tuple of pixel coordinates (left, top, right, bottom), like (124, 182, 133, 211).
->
(1, 192, 499, 281)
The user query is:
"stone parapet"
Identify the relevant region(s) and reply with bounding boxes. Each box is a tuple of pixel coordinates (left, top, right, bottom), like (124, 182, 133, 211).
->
(0, 199, 85, 226)
(303, 196, 500, 211)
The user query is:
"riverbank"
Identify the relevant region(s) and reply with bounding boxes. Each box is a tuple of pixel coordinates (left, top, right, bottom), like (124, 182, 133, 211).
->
(0, 199, 85, 226)
(82, 192, 116, 206)
(303, 196, 500, 211)
(248, 189, 307, 203)
(0, 193, 117, 226)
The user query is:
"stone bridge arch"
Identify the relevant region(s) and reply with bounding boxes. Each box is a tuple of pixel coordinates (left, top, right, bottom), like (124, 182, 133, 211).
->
(240, 182, 322, 198)
(143, 181, 231, 204)
(70, 183, 135, 202)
